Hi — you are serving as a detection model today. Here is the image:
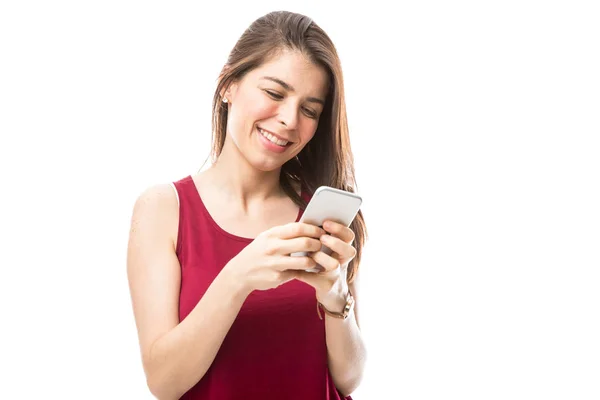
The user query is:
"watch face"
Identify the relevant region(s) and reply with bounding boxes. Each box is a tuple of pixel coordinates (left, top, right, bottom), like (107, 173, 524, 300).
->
(344, 293, 355, 318)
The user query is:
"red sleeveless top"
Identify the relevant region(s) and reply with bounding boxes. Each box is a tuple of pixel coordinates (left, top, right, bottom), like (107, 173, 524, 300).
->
(172, 175, 352, 400)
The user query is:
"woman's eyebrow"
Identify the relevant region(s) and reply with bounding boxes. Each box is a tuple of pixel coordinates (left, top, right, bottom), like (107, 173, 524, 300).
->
(260, 76, 325, 105)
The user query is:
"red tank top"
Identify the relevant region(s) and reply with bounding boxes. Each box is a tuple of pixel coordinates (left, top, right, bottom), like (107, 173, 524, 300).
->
(172, 175, 352, 400)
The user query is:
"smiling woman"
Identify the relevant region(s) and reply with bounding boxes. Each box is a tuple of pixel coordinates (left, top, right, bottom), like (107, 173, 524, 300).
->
(126, 10, 368, 400)
(220, 49, 329, 171)
(221, 50, 329, 163)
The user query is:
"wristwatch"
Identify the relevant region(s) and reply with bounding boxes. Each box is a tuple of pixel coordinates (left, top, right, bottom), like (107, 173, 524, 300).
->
(317, 290, 355, 320)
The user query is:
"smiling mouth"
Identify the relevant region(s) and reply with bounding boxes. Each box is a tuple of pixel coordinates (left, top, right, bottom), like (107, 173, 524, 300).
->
(257, 127, 291, 147)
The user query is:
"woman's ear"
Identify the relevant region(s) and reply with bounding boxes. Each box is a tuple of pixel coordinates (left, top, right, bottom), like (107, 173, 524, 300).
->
(221, 81, 238, 104)
(219, 87, 229, 102)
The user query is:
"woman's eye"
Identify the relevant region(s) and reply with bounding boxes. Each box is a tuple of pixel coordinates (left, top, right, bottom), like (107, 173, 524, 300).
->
(303, 108, 317, 119)
(264, 90, 317, 119)
(265, 90, 283, 100)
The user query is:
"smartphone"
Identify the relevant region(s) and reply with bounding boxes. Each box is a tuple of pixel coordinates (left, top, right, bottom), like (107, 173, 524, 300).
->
(291, 186, 363, 272)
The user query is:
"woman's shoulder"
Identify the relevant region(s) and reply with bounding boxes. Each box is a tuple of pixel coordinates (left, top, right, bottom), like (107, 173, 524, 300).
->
(130, 181, 180, 249)
(134, 181, 180, 209)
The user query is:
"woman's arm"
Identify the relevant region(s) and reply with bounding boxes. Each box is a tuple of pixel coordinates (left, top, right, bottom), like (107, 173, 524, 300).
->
(324, 273, 367, 397)
(126, 184, 249, 400)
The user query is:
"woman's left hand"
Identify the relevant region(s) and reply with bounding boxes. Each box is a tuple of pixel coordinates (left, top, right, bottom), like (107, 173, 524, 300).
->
(293, 220, 357, 312)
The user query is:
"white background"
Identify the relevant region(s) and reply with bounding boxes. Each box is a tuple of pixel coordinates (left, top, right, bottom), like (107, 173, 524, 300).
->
(1, 1, 599, 399)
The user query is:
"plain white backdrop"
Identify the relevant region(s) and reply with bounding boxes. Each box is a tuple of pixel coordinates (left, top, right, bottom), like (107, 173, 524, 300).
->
(1, 1, 599, 399)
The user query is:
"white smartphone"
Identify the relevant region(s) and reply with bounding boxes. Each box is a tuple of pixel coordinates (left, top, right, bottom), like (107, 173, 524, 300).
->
(291, 186, 363, 272)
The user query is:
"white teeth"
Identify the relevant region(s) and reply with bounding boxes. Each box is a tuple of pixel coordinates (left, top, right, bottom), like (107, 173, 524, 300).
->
(259, 128, 289, 146)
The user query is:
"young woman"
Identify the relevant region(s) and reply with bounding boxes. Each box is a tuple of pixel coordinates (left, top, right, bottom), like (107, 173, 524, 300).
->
(127, 11, 368, 399)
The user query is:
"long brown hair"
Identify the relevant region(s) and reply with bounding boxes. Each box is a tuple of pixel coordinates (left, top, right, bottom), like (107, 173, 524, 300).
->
(208, 11, 367, 284)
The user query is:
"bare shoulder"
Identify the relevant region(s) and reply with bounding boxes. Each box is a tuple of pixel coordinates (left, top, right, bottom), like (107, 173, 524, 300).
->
(133, 183, 178, 213)
(130, 183, 179, 250)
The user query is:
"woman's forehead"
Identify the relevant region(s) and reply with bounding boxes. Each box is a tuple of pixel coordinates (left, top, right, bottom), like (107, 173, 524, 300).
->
(250, 52, 329, 96)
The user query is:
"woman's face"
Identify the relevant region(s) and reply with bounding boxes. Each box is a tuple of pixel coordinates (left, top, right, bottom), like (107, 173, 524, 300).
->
(225, 49, 329, 171)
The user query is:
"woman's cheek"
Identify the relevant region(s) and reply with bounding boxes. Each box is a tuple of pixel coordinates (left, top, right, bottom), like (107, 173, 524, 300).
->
(253, 98, 278, 116)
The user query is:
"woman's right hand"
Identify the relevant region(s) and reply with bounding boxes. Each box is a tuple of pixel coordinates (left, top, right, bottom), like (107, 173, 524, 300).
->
(224, 222, 326, 293)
